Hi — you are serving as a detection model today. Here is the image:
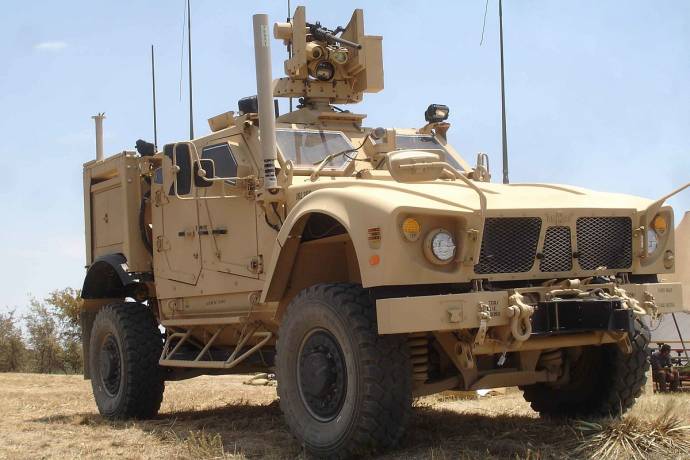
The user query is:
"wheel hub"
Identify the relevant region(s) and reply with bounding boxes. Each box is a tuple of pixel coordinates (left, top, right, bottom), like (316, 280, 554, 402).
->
(99, 335, 121, 396)
(298, 329, 347, 421)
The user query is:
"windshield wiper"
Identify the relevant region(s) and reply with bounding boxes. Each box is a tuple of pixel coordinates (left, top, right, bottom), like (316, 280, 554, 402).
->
(309, 148, 358, 181)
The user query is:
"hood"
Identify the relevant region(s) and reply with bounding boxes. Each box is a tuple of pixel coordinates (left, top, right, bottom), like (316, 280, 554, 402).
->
(301, 176, 654, 214)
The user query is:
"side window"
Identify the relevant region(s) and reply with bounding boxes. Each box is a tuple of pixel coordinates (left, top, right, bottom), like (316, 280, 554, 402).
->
(164, 143, 192, 196)
(201, 143, 238, 184)
(153, 167, 163, 184)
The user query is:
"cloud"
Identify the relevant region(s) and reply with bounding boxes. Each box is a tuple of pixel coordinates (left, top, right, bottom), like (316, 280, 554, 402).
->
(34, 41, 67, 51)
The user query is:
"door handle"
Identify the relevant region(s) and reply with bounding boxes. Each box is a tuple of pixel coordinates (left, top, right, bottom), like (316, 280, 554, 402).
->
(197, 225, 228, 236)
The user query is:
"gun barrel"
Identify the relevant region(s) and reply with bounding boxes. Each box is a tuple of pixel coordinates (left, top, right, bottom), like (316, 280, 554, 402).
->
(330, 34, 362, 50)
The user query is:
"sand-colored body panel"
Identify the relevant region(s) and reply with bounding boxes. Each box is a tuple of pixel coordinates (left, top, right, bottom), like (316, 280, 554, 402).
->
(80, 6, 688, 400)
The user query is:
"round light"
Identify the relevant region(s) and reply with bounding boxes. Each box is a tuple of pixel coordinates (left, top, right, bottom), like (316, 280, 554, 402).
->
(424, 229, 456, 264)
(330, 48, 349, 65)
(664, 250, 675, 269)
(652, 214, 668, 234)
(401, 218, 421, 242)
(647, 228, 659, 254)
(313, 61, 335, 81)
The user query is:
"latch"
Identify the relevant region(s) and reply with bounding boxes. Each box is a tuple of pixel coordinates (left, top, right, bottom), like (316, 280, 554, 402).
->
(474, 302, 491, 345)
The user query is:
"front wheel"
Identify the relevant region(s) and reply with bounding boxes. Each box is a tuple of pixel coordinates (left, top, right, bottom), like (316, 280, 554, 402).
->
(89, 302, 165, 419)
(276, 283, 412, 458)
(520, 316, 650, 418)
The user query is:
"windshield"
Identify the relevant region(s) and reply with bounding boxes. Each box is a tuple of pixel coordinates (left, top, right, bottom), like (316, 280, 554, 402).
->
(395, 134, 464, 171)
(276, 129, 354, 169)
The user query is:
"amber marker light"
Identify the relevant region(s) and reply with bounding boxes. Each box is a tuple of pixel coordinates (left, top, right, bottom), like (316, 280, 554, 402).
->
(402, 218, 421, 242)
(651, 214, 668, 234)
(369, 255, 381, 266)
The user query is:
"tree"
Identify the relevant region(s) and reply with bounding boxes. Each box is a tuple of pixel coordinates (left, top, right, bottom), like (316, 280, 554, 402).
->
(0, 311, 26, 372)
(46, 288, 83, 373)
(24, 299, 62, 373)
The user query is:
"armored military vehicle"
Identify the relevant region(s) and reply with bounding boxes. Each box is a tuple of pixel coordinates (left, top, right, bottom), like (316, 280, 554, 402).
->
(80, 6, 688, 457)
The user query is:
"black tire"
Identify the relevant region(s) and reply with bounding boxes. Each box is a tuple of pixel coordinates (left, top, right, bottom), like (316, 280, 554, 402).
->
(276, 283, 412, 458)
(520, 316, 650, 418)
(89, 302, 165, 419)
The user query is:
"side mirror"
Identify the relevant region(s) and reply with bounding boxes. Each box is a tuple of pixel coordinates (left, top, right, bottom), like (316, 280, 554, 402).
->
(194, 159, 216, 188)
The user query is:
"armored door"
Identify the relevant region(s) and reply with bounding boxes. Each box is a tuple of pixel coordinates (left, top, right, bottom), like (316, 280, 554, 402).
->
(151, 143, 202, 285)
(196, 137, 259, 279)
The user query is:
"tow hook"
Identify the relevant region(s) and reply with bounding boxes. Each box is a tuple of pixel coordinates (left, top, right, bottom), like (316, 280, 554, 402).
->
(507, 292, 534, 342)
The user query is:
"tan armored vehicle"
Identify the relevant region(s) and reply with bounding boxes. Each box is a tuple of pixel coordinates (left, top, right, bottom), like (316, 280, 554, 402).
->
(80, 7, 688, 457)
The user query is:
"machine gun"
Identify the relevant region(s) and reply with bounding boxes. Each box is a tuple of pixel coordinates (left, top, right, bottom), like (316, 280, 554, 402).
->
(305, 22, 362, 49)
(273, 6, 383, 104)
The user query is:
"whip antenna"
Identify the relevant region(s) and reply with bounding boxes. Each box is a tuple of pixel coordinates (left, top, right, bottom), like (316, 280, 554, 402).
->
(150, 45, 158, 150)
(287, 0, 293, 112)
(499, 0, 509, 184)
(187, 0, 194, 139)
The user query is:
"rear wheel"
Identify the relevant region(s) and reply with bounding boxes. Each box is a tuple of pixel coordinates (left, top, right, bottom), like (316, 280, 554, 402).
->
(89, 302, 164, 419)
(276, 283, 412, 458)
(520, 316, 650, 418)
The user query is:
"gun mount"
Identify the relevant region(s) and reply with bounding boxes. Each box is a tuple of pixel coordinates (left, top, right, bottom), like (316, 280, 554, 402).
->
(273, 6, 383, 104)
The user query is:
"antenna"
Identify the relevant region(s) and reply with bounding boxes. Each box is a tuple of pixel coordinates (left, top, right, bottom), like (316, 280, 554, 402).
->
(499, 0, 509, 184)
(151, 45, 158, 150)
(287, 0, 293, 112)
(187, 0, 194, 139)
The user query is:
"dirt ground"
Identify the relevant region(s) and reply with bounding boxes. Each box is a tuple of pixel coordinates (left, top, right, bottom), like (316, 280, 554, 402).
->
(0, 372, 688, 459)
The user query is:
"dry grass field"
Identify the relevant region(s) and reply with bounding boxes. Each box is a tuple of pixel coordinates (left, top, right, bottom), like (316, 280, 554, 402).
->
(0, 372, 688, 459)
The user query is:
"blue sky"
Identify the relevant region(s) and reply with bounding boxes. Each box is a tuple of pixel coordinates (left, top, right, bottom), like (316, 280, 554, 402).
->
(1, 1, 688, 312)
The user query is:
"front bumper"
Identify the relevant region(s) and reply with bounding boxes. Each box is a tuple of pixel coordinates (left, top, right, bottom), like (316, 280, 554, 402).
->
(376, 282, 685, 335)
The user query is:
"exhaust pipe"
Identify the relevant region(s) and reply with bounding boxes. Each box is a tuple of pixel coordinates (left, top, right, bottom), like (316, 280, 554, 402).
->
(92, 112, 106, 161)
(252, 14, 278, 192)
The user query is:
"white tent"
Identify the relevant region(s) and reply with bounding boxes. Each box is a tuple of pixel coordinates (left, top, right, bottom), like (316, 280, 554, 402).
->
(652, 211, 690, 345)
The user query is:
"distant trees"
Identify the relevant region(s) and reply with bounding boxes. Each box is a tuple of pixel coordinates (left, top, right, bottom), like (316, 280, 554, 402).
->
(0, 288, 84, 374)
(0, 311, 27, 372)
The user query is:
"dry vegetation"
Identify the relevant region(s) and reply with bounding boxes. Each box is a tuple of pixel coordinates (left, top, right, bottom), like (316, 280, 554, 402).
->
(0, 372, 688, 459)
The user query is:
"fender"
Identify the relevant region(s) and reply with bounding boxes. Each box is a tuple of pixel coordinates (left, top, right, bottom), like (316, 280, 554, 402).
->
(82, 253, 141, 300)
(260, 189, 378, 303)
(260, 184, 481, 304)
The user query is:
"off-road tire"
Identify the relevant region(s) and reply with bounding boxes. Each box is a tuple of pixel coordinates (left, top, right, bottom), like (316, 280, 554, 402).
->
(520, 316, 650, 418)
(276, 283, 412, 458)
(89, 302, 164, 419)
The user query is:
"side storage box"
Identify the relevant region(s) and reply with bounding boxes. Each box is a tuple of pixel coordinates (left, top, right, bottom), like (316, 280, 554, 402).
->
(83, 152, 150, 272)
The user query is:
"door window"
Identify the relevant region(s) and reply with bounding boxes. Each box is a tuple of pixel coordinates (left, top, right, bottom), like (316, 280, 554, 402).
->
(201, 143, 238, 184)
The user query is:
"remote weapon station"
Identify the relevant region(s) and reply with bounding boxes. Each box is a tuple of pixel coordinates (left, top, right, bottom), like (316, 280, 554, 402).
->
(81, 7, 688, 457)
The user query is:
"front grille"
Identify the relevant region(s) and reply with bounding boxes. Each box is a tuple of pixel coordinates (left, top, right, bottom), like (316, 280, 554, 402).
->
(475, 217, 542, 274)
(540, 226, 573, 272)
(576, 217, 632, 270)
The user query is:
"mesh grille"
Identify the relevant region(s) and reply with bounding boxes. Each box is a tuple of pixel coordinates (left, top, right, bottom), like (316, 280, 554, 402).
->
(540, 226, 573, 272)
(576, 217, 632, 270)
(475, 217, 542, 274)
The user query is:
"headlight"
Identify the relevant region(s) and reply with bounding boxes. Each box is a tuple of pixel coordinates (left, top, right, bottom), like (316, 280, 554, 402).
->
(647, 212, 668, 255)
(647, 228, 659, 254)
(424, 104, 450, 123)
(424, 228, 456, 264)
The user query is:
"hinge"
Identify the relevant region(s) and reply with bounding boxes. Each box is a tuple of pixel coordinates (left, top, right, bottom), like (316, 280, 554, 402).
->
(153, 189, 169, 206)
(156, 236, 171, 252)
